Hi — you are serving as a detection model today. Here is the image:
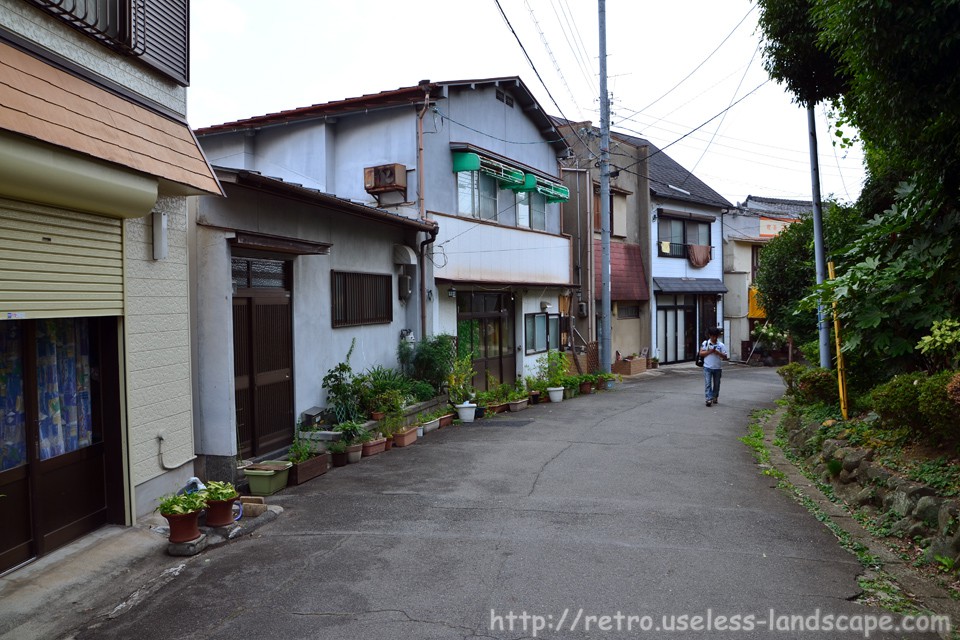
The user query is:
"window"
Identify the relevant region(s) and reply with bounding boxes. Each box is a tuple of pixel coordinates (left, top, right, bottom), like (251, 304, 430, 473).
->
(27, 0, 190, 85)
(657, 216, 711, 258)
(331, 271, 392, 328)
(232, 257, 289, 290)
(524, 312, 560, 354)
(457, 171, 498, 220)
(516, 190, 546, 231)
(617, 304, 640, 319)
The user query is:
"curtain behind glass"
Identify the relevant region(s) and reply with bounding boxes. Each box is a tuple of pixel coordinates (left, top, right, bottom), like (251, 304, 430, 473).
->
(36, 319, 92, 460)
(0, 321, 25, 471)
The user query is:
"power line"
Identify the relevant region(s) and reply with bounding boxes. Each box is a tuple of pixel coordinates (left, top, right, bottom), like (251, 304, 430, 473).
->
(613, 5, 756, 128)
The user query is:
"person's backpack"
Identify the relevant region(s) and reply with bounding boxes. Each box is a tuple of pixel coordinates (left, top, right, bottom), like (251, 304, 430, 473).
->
(695, 341, 705, 367)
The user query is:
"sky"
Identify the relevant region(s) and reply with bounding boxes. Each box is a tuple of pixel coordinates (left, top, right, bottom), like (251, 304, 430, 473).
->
(188, 0, 867, 208)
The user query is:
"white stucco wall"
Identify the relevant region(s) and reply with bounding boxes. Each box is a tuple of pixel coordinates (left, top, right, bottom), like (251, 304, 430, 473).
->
(124, 196, 196, 516)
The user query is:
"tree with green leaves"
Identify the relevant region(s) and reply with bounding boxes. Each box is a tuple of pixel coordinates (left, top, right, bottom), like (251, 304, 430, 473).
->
(756, 0, 960, 375)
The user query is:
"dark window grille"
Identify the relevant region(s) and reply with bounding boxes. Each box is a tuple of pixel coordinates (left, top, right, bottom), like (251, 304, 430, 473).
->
(332, 271, 392, 328)
(26, 0, 189, 85)
(232, 257, 289, 290)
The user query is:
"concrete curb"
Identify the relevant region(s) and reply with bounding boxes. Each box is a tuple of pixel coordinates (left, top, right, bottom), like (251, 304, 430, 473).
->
(759, 407, 960, 636)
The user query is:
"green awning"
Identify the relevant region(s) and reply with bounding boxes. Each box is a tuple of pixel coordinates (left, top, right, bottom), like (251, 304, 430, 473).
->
(451, 152, 569, 202)
(451, 152, 524, 186)
(509, 173, 569, 203)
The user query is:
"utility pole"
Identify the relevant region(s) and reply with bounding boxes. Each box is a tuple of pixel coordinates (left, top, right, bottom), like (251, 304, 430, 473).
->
(598, 0, 612, 373)
(807, 105, 831, 368)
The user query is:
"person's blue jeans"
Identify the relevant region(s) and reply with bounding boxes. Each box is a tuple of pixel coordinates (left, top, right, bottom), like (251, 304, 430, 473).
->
(704, 366, 722, 401)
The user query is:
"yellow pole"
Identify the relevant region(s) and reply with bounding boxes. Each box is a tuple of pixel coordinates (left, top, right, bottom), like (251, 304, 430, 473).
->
(828, 261, 848, 420)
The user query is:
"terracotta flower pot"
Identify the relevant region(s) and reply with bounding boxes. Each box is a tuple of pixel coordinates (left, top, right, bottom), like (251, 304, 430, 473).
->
(204, 498, 238, 527)
(163, 511, 201, 544)
(384, 436, 394, 451)
(393, 426, 418, 447)
(362, 437, 387, 457)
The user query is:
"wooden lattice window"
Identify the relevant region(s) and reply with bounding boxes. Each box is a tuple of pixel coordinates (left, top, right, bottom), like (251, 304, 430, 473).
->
(331, 271, 392, 328)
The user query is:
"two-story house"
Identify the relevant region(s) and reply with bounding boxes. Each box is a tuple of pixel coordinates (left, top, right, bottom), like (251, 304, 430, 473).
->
(722, 195, 810, 361)
(193, 77, 573, 468)
(0, 0, 222, 572)
(554, 119, 652, 368)
(612, 132, 732, 365)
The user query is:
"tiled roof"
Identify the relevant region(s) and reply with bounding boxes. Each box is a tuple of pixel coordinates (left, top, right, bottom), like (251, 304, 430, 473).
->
(611, 131, 732, 209)
(739, 195, 812, 218)
(195, 77, 566, 153)
(0, 41, 222, 196)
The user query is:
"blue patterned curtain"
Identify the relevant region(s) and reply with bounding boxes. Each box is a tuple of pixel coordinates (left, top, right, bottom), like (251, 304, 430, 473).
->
(1, 321, 25, 471)
(36, 319, 92, 460)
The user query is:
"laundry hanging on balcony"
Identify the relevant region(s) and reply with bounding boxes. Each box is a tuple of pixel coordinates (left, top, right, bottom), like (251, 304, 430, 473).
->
(687, 244, 711, 268)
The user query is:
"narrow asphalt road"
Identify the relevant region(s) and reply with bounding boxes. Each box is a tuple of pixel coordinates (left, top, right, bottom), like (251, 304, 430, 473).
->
(70, 365, 941, 639)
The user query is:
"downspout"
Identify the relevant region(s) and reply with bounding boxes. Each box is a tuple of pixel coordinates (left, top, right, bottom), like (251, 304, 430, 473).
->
(416, 80, 435, 338)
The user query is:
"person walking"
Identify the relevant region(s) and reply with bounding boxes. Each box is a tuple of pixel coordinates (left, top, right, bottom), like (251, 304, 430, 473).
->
(700, 327, 729, 406)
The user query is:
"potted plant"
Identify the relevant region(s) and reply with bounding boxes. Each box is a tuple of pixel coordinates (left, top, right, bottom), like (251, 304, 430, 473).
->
(157, 491, 207, 543)
(577, 373, 597, 395)
(447, 354, 477, 422)
(526, 376, 545, 404)
(244, 460, 294, 495)
(596, 371, 620, 390)
(334, 420, 365, 463)
(507, 388, 529, 412)
(360, 429, 387, 457)
(326, 439, 349, 467)
(287, 437, 329, 485)
(203, 480, 239, 527)
(538, 349, 568, 403)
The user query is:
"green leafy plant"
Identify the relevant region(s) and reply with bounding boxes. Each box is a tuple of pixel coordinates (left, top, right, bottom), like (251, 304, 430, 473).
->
(917, 371, 960, 441)
(777, 362, 807, 396)
(407, 333, 456, 392)
(288, 438, 316, 464)
(795, 367, 839, 405)
(204, 480, 238, 501)
(157, 491, 207, 516)
(333, 420, 366, 445)
(325, 439, 348, 454)
(537, 349, 568, 388)
(447, 354, 476, 405)
(322, 339, 363, 424)
(870, 372, 927, 430)
(916, 319, 960, 372)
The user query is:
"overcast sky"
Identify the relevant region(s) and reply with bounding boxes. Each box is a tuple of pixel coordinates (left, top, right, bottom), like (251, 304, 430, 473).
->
(188, 0, 867, 207)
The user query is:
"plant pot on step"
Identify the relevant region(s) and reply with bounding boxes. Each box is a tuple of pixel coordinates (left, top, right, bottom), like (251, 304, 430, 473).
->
(204, 497, 239, 527)
(455, 402, 477, 423)
(163, 511, 202, 544)
(244, 460, 293, 496)
(578, 381, 593, 395)
(384, 435, 394, 451)
(529, 390, 541, 404)
(546, 386, 564, 403)
(439, 412, 455, 428)
(331, 451, 349, 467)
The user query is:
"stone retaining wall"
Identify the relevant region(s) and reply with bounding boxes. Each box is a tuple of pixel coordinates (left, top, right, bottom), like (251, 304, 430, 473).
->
(783, 416, 960, 564)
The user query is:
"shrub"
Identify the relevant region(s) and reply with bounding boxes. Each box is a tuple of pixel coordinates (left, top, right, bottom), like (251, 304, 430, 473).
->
(795, 367, 838, 405)
(410, 334, 456, 392)
(946, 371, 960, 407)
(408, 379, 436, 402)
(870, 372, 927, 430)
(777, 362, 807, 396)
(918, 370, 960, 441)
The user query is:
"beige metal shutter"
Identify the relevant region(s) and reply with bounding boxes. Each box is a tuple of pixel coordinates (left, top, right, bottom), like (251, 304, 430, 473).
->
(0, 198, 123, 319)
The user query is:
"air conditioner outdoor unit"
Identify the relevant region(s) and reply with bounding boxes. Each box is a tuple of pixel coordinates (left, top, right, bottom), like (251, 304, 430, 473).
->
(364, 163, 407, 194)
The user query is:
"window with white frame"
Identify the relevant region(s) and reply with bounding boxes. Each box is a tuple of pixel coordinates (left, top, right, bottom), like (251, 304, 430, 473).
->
(457, 171, 498, 220)
(524, 312, 560, 354)
(516, 190, 547, 231)
(657, 216, 711, 258)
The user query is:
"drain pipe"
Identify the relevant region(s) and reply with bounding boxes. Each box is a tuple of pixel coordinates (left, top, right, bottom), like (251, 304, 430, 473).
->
(416, 80, 436, 338)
